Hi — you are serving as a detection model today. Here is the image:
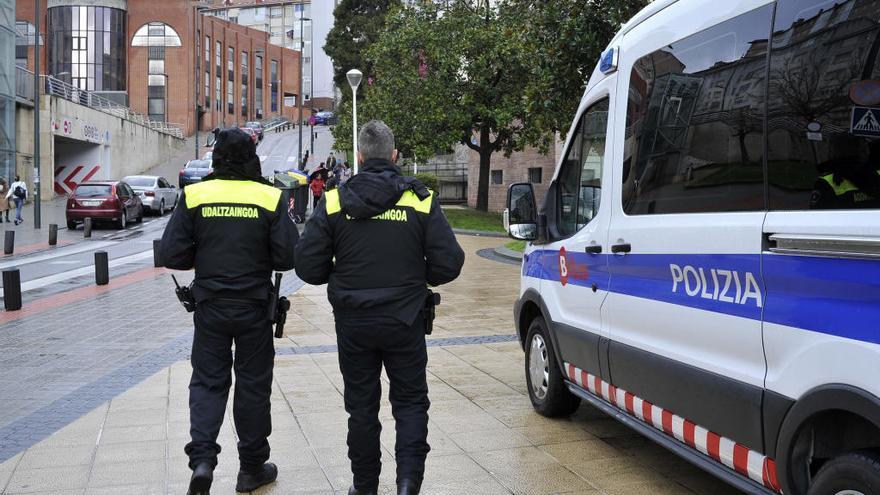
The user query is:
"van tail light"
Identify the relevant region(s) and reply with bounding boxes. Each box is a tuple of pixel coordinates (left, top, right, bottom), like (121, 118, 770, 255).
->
(145, 191, 155, 197)
(179, 169, 185, 178)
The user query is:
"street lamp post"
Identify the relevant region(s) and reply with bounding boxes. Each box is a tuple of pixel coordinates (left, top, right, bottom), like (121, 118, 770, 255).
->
(346, 69, 362, 175)
(297, 15, 311, 170)
(33, 0, 41, 229)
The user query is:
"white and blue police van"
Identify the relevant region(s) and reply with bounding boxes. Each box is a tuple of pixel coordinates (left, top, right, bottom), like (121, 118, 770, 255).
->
(505, 1, 880, 494)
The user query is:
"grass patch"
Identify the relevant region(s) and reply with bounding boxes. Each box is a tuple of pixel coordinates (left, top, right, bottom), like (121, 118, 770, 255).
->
(442, 207, 505, 233)
(505, 240, 526, 252)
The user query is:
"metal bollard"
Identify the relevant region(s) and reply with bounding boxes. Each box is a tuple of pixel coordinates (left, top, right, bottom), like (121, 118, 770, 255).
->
(48, 224, 58, 246)
(153, 239, 163, 267)
(3, 231, 13, 255)
(95, 251, 109, 286)
(83, 218, 92, 238)
(2, 269, 21, 311)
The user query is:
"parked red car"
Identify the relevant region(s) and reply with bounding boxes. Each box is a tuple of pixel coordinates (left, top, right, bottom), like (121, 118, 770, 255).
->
(65, 181, 144, 230)
(239, 127, 259, 144)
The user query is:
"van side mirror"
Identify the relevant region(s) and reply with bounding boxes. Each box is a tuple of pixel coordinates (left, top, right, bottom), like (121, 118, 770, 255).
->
(504, 183, 538, 241)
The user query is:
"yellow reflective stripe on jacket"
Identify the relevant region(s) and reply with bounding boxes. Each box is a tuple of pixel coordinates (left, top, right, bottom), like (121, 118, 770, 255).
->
(325, 189, 341, 215)
(185, 180, 281, 211)
(820, 174, 860, 197)
(325, 188, 432, 216)
(397, 190, 433, 214)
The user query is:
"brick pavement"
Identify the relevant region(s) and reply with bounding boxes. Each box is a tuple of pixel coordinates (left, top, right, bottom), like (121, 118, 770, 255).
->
(0, 236, 739, 494)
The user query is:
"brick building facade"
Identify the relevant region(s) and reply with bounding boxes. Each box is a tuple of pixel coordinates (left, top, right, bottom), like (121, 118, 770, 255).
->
(467, 140, 562, 213)
(16, 0, 302, 137)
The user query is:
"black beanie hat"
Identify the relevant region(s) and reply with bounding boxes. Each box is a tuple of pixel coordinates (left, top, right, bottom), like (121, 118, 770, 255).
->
(211, 127, 262, 179)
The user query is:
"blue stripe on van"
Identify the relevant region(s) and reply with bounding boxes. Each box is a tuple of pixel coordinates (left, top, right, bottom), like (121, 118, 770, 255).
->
(521, 249, 880, 345)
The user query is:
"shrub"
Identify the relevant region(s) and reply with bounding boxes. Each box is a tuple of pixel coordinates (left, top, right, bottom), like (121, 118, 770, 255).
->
(414, 172, 438, 191)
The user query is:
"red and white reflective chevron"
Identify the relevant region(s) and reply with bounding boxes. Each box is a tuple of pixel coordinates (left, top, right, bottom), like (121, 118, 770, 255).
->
(564, 363, 782, 492)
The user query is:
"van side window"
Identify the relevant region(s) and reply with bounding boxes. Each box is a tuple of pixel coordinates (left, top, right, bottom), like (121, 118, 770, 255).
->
(622, 5, 774, 215)
(768, 0, 880, 210)
(557, 99, 609, 237)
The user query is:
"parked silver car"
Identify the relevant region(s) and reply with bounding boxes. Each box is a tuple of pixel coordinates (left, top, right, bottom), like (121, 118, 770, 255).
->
(122, 175, 178, 215)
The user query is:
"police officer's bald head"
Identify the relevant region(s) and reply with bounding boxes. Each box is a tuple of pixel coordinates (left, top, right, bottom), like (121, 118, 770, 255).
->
(358, 120, 398, 164)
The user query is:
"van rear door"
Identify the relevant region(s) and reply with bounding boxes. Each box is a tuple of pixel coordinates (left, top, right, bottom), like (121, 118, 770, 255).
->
(603, 2, 775, 454)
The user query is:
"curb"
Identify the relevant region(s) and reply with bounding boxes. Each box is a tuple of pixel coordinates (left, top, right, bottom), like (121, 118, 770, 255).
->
(452, 228, 508, 238)
(494, 245, 523, 262)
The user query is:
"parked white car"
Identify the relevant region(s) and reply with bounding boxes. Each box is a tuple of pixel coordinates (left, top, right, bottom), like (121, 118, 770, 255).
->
(123, 175, 178, 215)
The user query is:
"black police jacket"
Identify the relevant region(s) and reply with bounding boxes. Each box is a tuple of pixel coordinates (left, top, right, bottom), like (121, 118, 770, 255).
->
(160, 178, 299, 302)
(294, 159, 465, 325)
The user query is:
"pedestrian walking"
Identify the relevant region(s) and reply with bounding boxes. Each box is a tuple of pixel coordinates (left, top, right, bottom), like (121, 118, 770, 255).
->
(295, 120, 465, 495)
(7, 176, 28, 225)
(160, 127, 299, 495)
(0, 178, 11, 223)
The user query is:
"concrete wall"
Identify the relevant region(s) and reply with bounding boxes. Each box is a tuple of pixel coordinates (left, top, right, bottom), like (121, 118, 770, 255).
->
(16, 94, 186, 200)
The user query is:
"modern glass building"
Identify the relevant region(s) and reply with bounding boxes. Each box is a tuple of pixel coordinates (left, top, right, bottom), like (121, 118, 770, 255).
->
(46, 3, 127, 93)
(0, 0, 15, 182)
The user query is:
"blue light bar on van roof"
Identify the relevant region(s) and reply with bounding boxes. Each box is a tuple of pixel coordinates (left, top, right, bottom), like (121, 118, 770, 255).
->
(600, 47, 619, 75)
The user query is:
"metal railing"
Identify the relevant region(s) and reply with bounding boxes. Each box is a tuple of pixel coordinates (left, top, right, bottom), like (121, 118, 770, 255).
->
(15, 67, 184, 139)
(15, 66, 34, 103)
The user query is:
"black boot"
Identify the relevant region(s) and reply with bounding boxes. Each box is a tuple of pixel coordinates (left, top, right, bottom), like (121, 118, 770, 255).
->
(187, 462, 213, 495)
(348, 486, 378, 495)
(397, 479, 420, 495)
(236, 462, 278, 492)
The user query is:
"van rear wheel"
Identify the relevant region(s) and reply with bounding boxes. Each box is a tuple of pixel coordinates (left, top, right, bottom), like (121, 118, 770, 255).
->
(525, 317, 579, 417)
(808, 451, 880, 495)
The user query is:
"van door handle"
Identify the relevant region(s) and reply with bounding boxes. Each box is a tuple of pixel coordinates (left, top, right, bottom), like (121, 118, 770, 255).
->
(611, 243, 631, 254)
(585, 245, 603, 254)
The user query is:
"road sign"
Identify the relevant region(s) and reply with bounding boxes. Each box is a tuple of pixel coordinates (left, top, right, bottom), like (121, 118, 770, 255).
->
(851, 107, 880, 137)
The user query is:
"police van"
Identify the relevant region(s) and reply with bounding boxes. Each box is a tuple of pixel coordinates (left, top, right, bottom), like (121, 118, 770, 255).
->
(504, 1, 880, 494)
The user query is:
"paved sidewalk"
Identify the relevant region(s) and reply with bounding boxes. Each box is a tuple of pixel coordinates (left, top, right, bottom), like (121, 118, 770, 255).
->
(0, 236, 737, 494)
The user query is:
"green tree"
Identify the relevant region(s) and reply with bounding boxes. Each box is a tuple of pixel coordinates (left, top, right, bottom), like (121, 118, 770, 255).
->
(325, 0, 398, 155)
(360, 2, 534, 211)
(508, 0, 648, 141)
(324, 0, 399, 91)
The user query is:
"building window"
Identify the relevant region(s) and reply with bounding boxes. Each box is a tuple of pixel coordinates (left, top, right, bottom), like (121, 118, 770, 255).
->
(14, 21, 41, 68)
(491, 170, 503, 185)
(215, 40, 222, 112)
(47, 6, 127, 91)
(204, 36, 210, 107)
(227, 47, 234, 115)
(255, 55, 263, 119)
(147, 44, 166, 122)
(270, 59, 278, 113)
(528, 168, 542, 184)
(131, 22, 181, 47)
(241, 51, 248, 118)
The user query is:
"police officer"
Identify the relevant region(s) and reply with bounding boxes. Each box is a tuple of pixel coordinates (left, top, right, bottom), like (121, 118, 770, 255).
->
(810, 136, 880, 209)
(295, 120, 464, 495)
(161, 127, 298, 495)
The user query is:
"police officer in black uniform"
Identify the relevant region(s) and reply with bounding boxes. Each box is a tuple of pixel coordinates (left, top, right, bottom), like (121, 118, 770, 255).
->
(161, 127, 299, 495)
(295, 120, 465, 495)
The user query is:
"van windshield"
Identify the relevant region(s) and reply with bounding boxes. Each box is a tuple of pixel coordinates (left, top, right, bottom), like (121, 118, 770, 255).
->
(75, 185, 112, 197)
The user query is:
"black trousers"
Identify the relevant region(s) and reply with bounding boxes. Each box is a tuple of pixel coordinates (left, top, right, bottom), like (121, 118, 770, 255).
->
(336, 316, 430, 491)
(185, 298, 274, 472)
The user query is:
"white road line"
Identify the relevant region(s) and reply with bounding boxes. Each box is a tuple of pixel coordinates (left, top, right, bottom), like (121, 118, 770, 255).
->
(48, 261, 81, 265)
(0, 241, 116, 270)
(19, 250, 154, 292)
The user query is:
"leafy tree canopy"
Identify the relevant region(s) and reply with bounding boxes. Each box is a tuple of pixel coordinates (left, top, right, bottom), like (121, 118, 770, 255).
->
(508, 0, 648, 141)
(324, 0, 398, 92)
